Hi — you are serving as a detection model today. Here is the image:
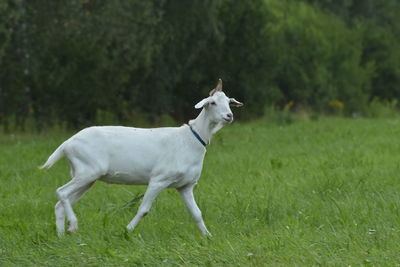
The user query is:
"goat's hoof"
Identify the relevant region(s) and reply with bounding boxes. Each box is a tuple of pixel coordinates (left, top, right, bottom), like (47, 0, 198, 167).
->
(202, 230, 212, 237)
(68, 222, 78, 233)
(67, 227, 77, 233)
(126, 224, 134, 232)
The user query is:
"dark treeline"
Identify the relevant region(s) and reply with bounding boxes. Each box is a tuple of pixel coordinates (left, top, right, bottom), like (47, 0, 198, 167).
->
(1, 0, 400, 130)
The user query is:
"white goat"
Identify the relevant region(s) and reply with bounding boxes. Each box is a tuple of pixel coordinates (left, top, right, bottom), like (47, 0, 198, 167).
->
(41, 79, 243, 236)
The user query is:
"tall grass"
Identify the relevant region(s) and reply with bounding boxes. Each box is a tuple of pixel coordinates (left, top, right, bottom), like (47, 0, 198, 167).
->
(1, 118, 400, 266)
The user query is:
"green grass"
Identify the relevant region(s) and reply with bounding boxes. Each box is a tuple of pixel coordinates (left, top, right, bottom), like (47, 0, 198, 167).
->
(1, 118, 400, 266)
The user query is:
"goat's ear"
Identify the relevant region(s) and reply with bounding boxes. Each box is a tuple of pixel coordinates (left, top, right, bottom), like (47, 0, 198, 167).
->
(195, 97, 211, 109)
(229, 98, 243, 107)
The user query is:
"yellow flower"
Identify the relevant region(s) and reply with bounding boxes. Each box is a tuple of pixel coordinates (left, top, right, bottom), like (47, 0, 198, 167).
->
(284, 101, 294, 111)
(329, 100, 344, 111)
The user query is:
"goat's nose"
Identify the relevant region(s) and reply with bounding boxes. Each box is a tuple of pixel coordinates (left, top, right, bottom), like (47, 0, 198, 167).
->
(226, 113, 233, 119)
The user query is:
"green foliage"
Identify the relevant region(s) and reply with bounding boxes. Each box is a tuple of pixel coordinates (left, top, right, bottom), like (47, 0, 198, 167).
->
(2, 119, 400, 265)
(365, 98, 399, 118)
(26, 1, 165, 128)
(218, 0, 272, 116)
(303, 0, 400, 105)
(361, 25, 400, 101)
(0, 0, 25, 130)
(264, 105, 297, 125)
(263, 0, 371, 113)
(0, 0, 399, 129)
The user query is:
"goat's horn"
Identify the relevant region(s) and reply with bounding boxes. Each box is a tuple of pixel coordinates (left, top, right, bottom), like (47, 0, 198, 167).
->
(209, 78, 223, 96)
(216, 79, 223, 91)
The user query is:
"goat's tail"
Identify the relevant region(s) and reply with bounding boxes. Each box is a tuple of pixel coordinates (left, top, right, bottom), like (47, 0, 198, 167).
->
(39, 142, 65, 169)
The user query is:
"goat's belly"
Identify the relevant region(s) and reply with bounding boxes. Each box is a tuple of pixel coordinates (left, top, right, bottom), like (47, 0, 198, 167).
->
(168, 176, 197, 188)
(99, 172, 149, 185)
(167, 166, 203, 188)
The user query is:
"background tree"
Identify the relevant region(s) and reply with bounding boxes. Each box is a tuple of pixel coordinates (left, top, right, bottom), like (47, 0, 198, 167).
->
(0, 0, 399, 131)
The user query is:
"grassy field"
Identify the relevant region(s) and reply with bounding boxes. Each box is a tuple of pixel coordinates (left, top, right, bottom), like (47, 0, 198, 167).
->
(1, 117, 400, 266)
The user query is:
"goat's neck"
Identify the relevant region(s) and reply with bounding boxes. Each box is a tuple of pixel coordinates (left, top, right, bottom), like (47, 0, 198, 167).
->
(189, 109, 223, 145)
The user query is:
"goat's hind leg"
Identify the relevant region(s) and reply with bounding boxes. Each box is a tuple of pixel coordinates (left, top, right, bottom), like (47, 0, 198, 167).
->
(55, 201, 66, 236)
(55, 179, 95, 235)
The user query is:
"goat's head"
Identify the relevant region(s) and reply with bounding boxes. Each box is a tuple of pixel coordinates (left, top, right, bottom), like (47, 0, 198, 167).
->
(194, 79, 243, 124)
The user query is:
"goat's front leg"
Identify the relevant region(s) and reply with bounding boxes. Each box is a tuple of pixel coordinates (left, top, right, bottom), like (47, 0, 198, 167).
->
(127, 182, 166, 232)
(178, 183, 211, 236)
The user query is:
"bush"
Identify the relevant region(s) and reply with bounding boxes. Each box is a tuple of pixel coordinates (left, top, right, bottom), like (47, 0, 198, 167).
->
(365, 98, 399, 118)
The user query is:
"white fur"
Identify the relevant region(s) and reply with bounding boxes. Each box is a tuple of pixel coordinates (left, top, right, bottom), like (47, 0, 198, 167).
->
(41, 88, 242, 236)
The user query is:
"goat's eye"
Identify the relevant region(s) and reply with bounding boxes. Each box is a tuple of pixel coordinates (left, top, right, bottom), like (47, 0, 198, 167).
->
(210, 102, 217, 106)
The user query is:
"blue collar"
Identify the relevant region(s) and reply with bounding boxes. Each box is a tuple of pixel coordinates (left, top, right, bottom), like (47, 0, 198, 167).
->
(189, 125, 207, 147)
